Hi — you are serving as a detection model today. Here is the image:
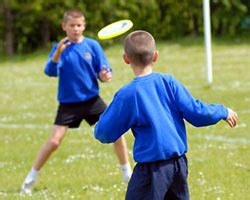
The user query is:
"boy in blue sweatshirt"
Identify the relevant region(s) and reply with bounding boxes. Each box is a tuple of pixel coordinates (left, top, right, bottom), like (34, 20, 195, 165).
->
(94, 30, 238, 200)
(21, 9, 131, 194)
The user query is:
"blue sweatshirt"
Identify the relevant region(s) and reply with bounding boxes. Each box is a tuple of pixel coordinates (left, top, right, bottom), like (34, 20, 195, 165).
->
(94, 73, 228, 163)
(44, 37, 110, 103)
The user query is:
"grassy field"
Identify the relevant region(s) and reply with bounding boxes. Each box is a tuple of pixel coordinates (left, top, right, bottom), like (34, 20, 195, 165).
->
(0, 37, 249, 200)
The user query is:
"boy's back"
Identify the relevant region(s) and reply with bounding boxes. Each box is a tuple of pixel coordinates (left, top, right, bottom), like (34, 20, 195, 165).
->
(94, 30, 238, 200)
(95, 72, 228, 163)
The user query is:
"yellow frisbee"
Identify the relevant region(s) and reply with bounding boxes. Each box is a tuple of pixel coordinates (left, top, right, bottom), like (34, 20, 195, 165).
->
(98, 19, 133, 40)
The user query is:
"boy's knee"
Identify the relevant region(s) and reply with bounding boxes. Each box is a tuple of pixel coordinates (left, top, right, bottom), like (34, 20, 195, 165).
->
(47, 139, 61, 151)
(114, 137, 126, 148)
(115, 136, 126, 144)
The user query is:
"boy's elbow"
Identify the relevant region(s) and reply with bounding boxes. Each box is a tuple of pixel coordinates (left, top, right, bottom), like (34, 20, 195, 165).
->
(95, 134, 113, 144)
(44, 68, 56, 77)
(94, 129, 113, 144)
(44, 67, 51, 76)
(44, 68, 50, 76)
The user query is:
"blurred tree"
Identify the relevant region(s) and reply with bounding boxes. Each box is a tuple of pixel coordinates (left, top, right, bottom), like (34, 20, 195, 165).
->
(0, 0, 249, 55)
(211, 0, 247, 35)
(1, 1, 15, 56)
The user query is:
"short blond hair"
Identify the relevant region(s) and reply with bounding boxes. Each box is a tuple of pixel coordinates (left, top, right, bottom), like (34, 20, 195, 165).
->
(124, 30, 156, 67)
(63, 8, 85, 23)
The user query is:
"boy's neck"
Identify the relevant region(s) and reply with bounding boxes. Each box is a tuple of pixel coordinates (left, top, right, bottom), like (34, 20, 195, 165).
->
(133, 65, 153, 77)
(70, 35, 84, 43)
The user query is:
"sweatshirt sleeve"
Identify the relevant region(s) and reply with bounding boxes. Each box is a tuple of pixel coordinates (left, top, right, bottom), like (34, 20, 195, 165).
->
(94, 90, 137, 143)
(92, 40, 111, 80)
(171, 76, 228, 127)
(44, 44, 59, 77)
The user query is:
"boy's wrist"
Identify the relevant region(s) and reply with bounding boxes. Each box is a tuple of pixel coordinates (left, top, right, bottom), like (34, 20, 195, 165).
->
(52, 50, 61, 63)
(224, 107, 229, 120)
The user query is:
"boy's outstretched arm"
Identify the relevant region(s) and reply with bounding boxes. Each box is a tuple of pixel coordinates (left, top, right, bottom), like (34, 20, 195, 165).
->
(94, 92, 136, 143)
(225, 108, 238, 128)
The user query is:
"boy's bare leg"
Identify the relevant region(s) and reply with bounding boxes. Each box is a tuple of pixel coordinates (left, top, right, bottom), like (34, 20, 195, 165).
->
(33, 125, 68, 170)
(113, 136, 132, 182)
(113, 136, 129, 164)
(21, 125, 68, 194)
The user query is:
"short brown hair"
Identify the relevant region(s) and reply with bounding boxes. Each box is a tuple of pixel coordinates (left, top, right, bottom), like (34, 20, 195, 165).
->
(63, 8, 85, 23)
(124, 30, 156, 67)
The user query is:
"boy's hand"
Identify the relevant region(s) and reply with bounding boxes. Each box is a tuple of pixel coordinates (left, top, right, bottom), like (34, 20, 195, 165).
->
(225, 108, 238, 128)
(99, 65, 112, 82)
(57, 37, 71, 53)
(52, 37, 71, 62)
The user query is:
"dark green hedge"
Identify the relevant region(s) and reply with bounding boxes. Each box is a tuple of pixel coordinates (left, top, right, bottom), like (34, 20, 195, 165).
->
(0, 0, 249, 55)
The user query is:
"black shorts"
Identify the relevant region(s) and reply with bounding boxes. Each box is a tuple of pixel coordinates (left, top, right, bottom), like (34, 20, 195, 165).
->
(54, 96, 107, 128)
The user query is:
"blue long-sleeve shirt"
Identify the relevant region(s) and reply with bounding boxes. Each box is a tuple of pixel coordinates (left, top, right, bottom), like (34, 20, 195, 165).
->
(44, 37, 110, 103)
(94, 73, 228, 163)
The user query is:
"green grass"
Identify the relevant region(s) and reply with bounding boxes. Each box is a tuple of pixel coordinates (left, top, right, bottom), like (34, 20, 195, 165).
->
(0, 37, 250, 200)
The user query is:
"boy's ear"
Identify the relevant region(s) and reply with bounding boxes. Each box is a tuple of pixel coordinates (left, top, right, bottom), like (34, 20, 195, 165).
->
(82, 21, 86, 31)
(123, 54, 130, 64)
(61, 22, 66, 31)
(152, 51, 158, 62)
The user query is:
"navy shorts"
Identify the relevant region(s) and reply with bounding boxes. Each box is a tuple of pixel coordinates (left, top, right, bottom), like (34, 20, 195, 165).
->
(54, 96, 107, 128)
(125, 155, 189, 200)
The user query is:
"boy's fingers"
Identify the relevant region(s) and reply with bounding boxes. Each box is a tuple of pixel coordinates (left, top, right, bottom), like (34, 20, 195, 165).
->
(226, 118, 232, 128)
(64, 41, 71, 47)
(62, 37, 68, 42)
(106, 70, 112, 77)
(232, 113, 238, 126)
(229, 120, 234, 128)
(59, 37, 68, 45)
(235, 113, 238, 120)
(59, 37, 71, 48)
(229, 117, 237, 128)
(231, 119, 235, 127)
(99, 66, 112, 81)
(101, 66, 111, 75)
(101, 65, 106, 71)
(103, 69, 111, 76)
(234, 117, 238, 126)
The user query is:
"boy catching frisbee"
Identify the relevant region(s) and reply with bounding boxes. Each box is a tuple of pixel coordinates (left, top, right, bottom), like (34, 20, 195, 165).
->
(94, 30, 238, 200)
(21, 8, 131, 194)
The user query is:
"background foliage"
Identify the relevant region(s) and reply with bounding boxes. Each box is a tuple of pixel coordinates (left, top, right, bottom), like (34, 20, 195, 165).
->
(0, 0, 250, 55)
